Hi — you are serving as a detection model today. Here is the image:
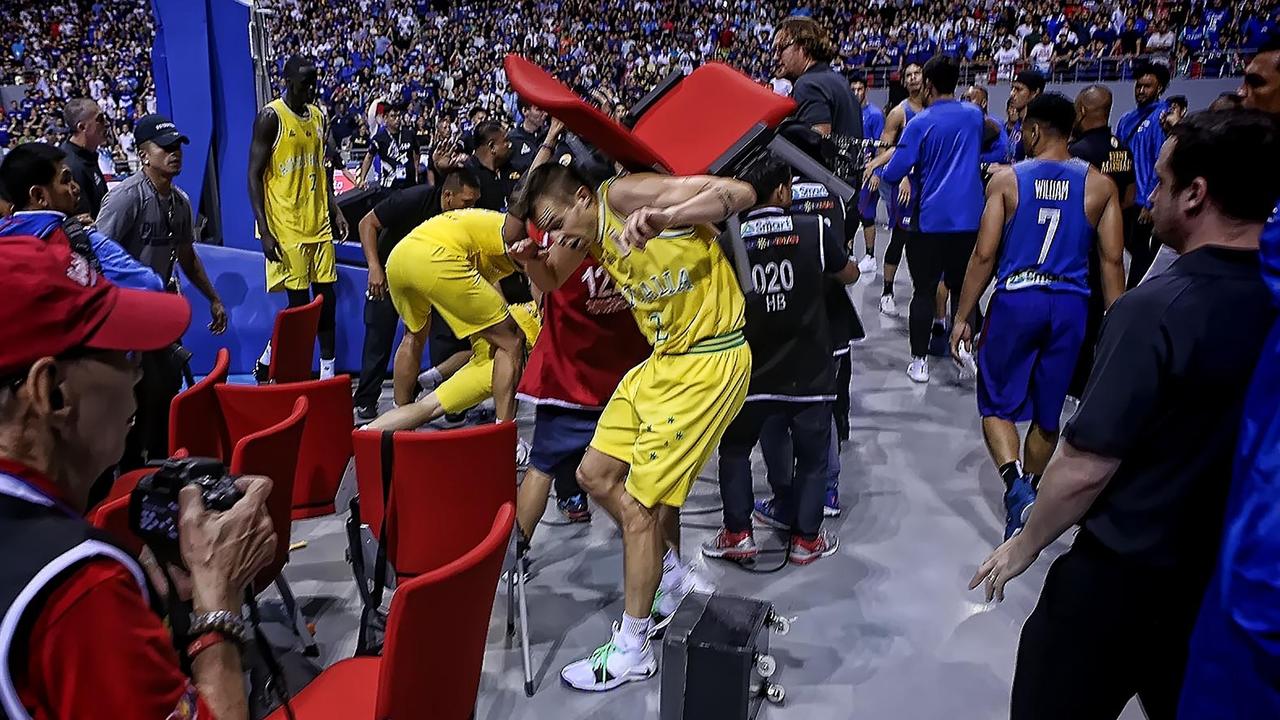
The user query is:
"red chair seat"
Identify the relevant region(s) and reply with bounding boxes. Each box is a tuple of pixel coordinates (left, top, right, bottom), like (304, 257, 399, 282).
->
(269, 296, 323, 384)
(266, 657, 380, 720)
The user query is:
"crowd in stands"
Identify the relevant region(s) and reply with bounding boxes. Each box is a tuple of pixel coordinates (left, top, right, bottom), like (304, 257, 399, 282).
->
(3, 0, 1277, 175)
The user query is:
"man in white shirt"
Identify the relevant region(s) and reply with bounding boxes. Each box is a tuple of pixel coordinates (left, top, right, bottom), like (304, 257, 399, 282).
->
(995, 37, 1022, 81)
(1030, 38, 1055, 74)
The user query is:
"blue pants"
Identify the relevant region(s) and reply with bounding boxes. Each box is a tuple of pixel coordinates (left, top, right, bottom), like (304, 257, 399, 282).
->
(977, 289, 1088, 432)
(718, 401, 831, 539)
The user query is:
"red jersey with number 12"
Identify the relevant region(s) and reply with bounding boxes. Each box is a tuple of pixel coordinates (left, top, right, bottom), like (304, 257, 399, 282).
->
(517, 228, 649, 409)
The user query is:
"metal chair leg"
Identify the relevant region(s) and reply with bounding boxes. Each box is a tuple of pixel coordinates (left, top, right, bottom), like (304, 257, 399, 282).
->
(275, 575, 319, 657)
(517, 553, 534, 696)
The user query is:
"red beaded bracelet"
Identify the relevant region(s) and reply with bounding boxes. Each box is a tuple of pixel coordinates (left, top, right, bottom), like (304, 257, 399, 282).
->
(186, 631, 228, 660)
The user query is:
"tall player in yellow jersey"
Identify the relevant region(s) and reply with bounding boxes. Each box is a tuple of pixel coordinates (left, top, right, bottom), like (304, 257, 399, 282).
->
(383, 207, 529, 425)
(248, 55, 349, 380)
(510, 163, 756, 692)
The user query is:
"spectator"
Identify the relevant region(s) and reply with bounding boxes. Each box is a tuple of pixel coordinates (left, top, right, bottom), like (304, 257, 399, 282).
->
(1162, 94, 1188, 131)
(0, 232, 276, 720)
(995, 36, 1022, 80)
(358, 103, 420, 190)
(972, 108, 1280, 720)
(1146, 18, 1176, 61)
(1029, 33, 1055, 74)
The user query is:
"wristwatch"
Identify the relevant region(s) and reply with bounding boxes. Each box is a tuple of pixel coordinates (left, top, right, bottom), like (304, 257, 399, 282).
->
(189, 609, 248, 646)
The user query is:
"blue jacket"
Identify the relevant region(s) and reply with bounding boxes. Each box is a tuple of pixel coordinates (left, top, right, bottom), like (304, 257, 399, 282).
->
(980, 116, 1010, 165)
(882, 98, 984, 233)
(862, 103, 885, 145)
(0, 210, 164, 291)
(1179, 203, 1280, 719)
(1116, 99, 1168, 210)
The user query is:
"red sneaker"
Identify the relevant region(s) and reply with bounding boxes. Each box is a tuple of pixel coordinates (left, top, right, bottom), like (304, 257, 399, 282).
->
(789, 529, 839, 565)
(700, 528, 760, 560)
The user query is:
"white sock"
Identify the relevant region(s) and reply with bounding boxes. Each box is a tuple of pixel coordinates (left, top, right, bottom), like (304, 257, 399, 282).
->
(661, 549, 688, 592)
(258, 343, 273, 366)
(619, 612, 651, 647)
(419, 366, 442, 385)
(320, 357, 335, 379)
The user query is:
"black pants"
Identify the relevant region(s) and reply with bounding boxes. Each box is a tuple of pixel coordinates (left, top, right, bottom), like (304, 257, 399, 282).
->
(718, 401, 831, 539)
(904, 230, 978, 358)
(832, 352, 851, 443)
(286, 284, 337, 359)
(1012, 532, 1207, 720)
(884, 226, 908, 269)
(119, 349, 184, 472)
(1124, 208, 1157, 289)
(353, 294, 399, 408)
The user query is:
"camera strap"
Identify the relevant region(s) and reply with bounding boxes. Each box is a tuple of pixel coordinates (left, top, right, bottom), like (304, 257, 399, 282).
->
(369, 431, 394, 609)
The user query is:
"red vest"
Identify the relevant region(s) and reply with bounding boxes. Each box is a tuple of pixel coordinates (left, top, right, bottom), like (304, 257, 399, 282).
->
(518, 236, 649, 409)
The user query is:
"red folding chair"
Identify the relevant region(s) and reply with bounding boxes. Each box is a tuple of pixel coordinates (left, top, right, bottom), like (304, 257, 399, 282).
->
(102, 448, 190, 504)
(504, 53, 856, 287)
(228, 397, 315, 655)
(269, 503, 515, 720)
(169, 347, 230, 460)
(268, 296, 323, 384)
(87, 494, 142, 555)
(217, 377, 353, 519)
(347, 424, 529, 691)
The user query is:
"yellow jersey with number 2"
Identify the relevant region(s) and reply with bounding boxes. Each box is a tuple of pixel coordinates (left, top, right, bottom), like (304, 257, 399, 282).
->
(262, 98, 331, 246)
(592, 178, 745, 356)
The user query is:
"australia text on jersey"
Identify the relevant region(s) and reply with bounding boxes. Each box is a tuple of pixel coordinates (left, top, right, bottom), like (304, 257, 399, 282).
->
(618, 268, 695, 308)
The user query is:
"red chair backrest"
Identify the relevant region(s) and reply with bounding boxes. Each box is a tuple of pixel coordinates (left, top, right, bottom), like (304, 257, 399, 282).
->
(269, 296, 323, 384)
(229, 397, 308, 594)
(380, 423, 516, 579)
(88, 495, 142, 555)
(103, 449, 190, 505)
(630, 62, 796, 175)
(169, 348, 230, 460)
(351, 429, 388, 539)
(504, 53, 671, 172)
(216, 377, 353, 519)
(375, 503, 514, 720)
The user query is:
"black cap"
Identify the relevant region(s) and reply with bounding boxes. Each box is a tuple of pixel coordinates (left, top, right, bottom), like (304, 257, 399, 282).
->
(134, 114, 189, 147)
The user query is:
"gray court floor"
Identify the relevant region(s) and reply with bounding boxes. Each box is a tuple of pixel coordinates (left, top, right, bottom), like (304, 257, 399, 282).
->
(258, 232, 1146, 719)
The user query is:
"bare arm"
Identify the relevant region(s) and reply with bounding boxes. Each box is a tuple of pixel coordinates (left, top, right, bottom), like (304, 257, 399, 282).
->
(811, 122, 833, 138)
(863, 105, 905, 181)
(510, 240, 588, 292)
(359, 210, 386, 298)
(357, 144, 374, 186)
(321, 113, 348, 241)
(247, 108, 282, 261)
(950, 171, 1011, 359)
(1092, 171, 1126, 308)
(176, 244, 227, 334)
(832, 260, 860, 285)
(607, 173, 757, 249)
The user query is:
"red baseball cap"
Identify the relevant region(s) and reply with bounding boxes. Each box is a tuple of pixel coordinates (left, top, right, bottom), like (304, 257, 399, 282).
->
(0, 234, 192, 375)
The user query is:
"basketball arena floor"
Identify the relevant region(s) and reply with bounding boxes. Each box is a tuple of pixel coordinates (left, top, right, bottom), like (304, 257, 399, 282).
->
(258, 232, 1147, 719)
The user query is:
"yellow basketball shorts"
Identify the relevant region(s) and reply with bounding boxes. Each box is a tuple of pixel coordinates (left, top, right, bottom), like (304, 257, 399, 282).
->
(435, 302, 542, 414)
(591, 333, 751, 508)
(265, 241, 337, 293)
(386, 241, 510, 337)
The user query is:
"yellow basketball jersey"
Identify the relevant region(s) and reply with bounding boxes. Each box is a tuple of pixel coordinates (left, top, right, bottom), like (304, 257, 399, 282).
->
(401, 208, 515, 284)
(262, 99, 331, 245)
(593, 178, 745, 355)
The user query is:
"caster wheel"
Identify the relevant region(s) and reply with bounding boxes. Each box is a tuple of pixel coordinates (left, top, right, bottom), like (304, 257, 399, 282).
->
(766, 684, 786, 704)
(755, 654, 777, 678)
(769, 614, 791, 636)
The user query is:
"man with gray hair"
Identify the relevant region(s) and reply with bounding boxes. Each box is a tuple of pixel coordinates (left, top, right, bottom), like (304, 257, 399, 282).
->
(58, 97, 109, 218)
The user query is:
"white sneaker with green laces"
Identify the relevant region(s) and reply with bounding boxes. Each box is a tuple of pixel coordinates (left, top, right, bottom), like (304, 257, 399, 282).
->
(560, 623, 657, 691)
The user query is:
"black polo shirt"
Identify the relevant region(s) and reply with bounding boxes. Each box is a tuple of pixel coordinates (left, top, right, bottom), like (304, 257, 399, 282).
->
(1069, 126, 1135, 204)
(507, 125, 545, 175)
(60, 140, 107, 217)
(1064, 246, 1277, 572)
(372, 183, 442, 266)
(464, 155, 520, 212)
(792, 62, 863, 141)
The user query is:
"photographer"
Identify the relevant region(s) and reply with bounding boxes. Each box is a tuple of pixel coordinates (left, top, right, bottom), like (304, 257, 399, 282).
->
(0, 235, 276, 720)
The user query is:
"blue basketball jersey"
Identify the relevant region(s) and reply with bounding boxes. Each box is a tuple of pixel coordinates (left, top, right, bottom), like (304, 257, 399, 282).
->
(996, 158, 1094, 295)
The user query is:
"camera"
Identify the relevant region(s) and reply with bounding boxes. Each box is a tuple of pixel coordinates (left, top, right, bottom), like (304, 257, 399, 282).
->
(129, 457, 243, 566)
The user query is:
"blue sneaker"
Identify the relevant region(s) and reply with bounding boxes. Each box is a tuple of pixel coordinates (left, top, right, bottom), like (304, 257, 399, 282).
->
(823, 488, 841, 517)
(557, 493, 591, 523)
(753, 498, 792, 530)
(1003, 475, 1037, 540)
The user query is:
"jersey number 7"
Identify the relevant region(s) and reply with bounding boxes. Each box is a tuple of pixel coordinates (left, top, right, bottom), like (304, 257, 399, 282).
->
(1036, 208, 1061, 265)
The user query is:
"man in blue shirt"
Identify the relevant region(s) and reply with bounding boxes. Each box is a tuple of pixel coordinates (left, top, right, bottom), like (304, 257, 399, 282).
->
(880, 55, 984, 384)
(1180, 35, 1280, 719)
(851, 72, 885, 275)
(1115, 60, 1169, 287)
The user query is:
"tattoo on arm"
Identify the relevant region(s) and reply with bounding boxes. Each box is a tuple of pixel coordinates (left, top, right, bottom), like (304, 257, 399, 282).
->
(713, 186, 734, 217)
